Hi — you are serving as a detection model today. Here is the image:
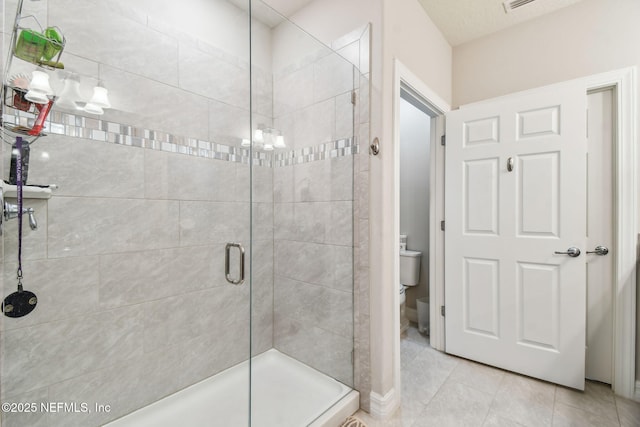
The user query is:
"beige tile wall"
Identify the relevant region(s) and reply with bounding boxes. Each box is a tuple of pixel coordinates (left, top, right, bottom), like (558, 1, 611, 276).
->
(0, 1, 268, 426)
(271, 46, 356, 385)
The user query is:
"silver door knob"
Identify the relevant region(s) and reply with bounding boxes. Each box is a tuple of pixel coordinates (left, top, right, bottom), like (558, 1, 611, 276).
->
(554, 247, 581, 257)
(586, 245, 609, 256)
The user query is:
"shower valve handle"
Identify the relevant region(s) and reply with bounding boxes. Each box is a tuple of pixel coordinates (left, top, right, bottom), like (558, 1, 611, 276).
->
(4, 202, 37, 230)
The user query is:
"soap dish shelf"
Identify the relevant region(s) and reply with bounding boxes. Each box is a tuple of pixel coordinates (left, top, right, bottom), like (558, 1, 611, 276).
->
(0, 182, 54, 199)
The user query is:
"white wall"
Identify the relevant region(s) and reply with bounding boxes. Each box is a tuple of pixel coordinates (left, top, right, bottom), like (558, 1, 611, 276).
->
(453, 0, 640, 383)
(453, 0, 640, 106)
(383, 0, 451, 104)
(399, 96, 431, 309)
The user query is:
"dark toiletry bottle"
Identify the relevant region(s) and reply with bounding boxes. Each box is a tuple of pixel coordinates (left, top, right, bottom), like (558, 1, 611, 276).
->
(9, 142, 30, 185)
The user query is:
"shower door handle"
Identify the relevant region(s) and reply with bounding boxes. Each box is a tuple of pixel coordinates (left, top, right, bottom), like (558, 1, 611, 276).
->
(225, 242, 245, 285)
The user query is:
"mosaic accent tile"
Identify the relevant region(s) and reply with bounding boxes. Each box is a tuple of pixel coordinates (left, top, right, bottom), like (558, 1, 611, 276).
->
(273, 138, 358, 167)
(2, 108, 357, 168)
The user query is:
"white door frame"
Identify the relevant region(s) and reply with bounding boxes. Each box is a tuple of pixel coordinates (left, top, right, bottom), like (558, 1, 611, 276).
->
(390, 64, 637, 400)
(392, 59, 450, 399)
(583, 67, 638, 399)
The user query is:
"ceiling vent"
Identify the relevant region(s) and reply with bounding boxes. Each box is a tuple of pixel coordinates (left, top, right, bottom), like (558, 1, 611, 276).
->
(503, 0, 537, 13)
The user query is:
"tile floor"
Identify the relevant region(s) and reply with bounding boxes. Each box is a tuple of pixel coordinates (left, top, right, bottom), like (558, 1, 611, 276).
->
(354, 325, 640, 427)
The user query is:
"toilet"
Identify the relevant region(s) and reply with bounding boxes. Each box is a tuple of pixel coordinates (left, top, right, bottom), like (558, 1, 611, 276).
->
(399, 249, 421, 333)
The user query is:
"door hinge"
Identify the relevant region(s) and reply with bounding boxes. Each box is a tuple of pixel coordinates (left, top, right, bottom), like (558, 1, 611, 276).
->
(440, 134, 446, 146)
(351, 91, 357, 106)
(440, 305, 445, 317)
(440, 220, 445, 231)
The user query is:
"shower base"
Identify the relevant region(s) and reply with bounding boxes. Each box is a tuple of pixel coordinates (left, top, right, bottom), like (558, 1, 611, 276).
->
(105, 349, 359, 427)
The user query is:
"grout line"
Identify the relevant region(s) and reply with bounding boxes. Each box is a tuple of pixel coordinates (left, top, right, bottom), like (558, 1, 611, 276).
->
(481, 362, 508, 426)
(548, 385, 554, 426)
(613, 394, 624, 427)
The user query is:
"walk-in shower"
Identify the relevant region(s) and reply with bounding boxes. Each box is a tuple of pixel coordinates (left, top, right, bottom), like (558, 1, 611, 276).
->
(0, 0, 363, 425)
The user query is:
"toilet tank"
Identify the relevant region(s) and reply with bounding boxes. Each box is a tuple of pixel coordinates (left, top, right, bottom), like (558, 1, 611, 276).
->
(400, 250, 422, 286)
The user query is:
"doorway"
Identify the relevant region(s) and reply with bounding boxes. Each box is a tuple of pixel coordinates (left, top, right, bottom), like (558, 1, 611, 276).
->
(398, 85, 437, 334)
(391, 60, 450, 407)
(586, 87, 615, 384)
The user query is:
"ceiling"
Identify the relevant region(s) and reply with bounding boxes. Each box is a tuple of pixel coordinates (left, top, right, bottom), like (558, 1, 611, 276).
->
(417, 0, 585, 46)
(238, 0, 584, 44)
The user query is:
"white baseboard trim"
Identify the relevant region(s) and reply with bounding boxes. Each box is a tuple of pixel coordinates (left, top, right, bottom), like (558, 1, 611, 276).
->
(369, 388, 398, 419)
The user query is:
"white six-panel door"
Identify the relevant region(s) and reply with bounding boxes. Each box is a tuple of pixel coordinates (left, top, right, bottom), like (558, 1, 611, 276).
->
(444, 81, 587, 390)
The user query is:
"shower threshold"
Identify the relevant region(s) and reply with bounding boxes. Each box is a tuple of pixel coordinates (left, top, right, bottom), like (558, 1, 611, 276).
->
(105, 349, 359, 427)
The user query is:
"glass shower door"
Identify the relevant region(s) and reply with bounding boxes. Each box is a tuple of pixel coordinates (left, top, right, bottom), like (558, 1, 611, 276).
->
(0, 0, 254, 425)
(0, 0, 359, 424)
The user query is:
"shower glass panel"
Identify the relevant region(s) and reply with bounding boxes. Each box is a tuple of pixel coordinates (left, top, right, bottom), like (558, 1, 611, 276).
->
(0, 0, 355, 425)
(250, 1, 355, 424)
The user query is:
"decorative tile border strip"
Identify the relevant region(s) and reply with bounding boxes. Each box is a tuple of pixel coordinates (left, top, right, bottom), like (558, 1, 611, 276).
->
(2, 107, 357, 168)
(273, 137, 359, 167)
